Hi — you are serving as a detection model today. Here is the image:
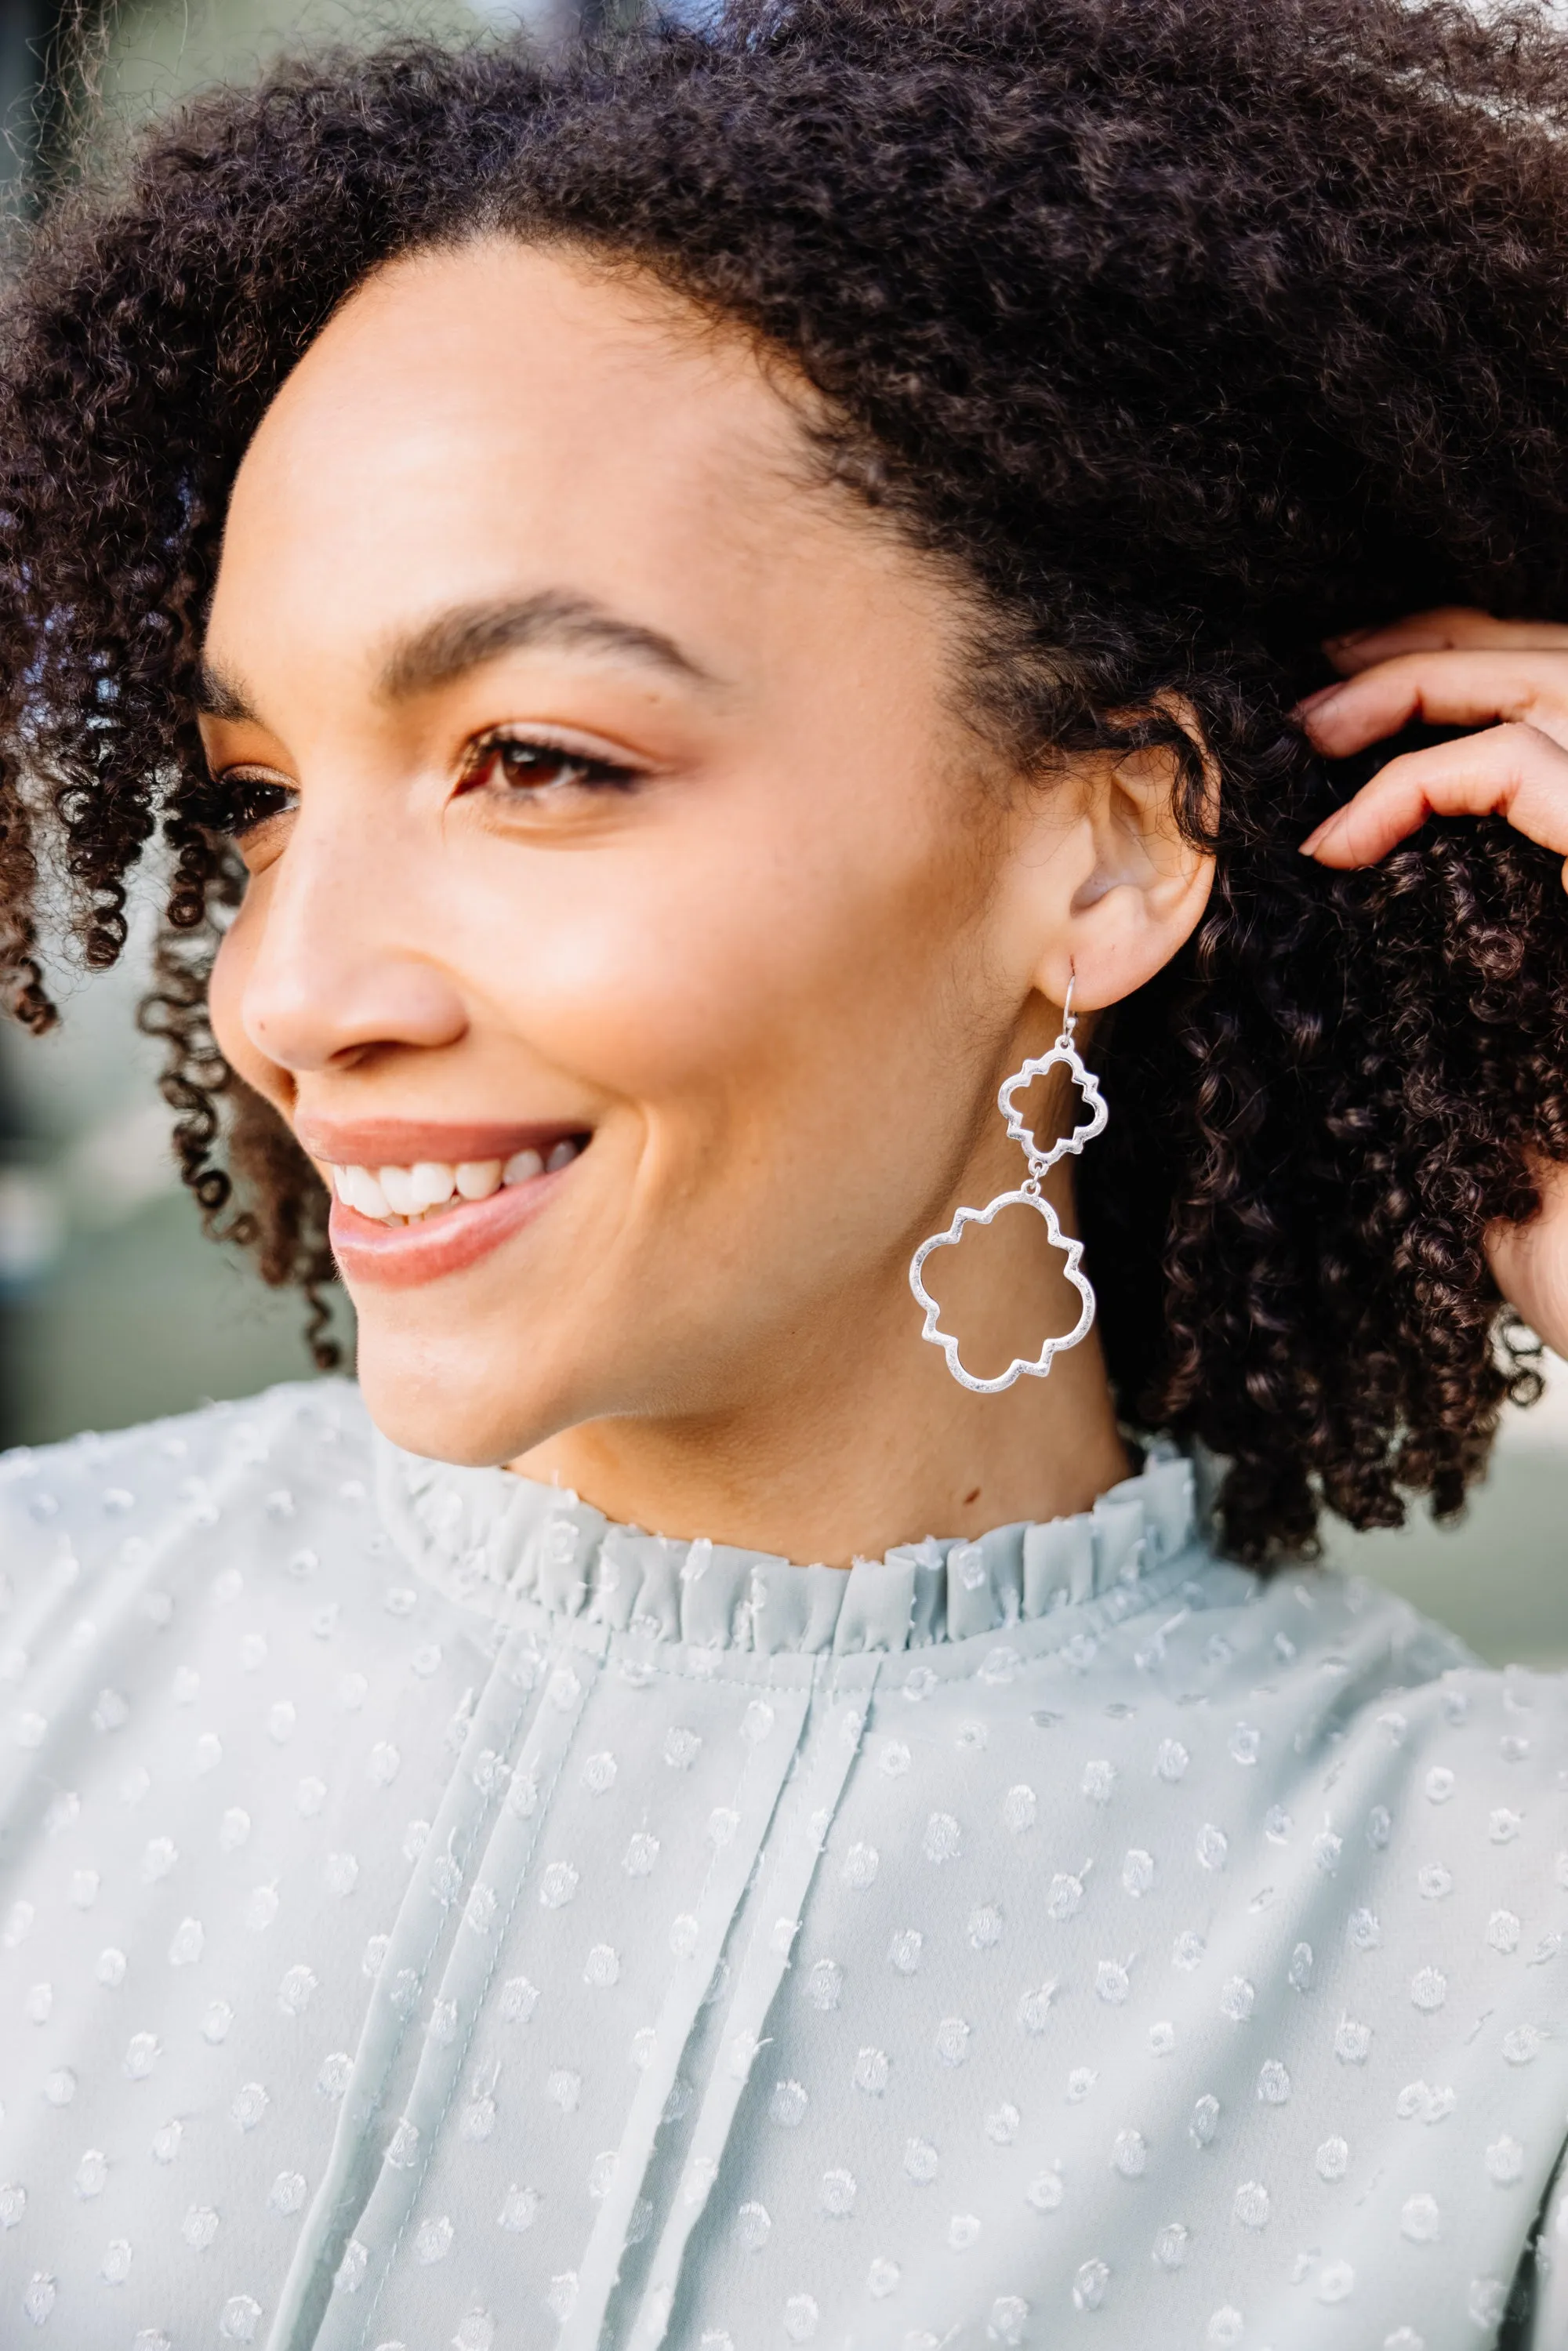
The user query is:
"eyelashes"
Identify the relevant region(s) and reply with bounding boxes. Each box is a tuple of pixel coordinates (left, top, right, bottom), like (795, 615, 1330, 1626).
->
(209, 773, 296, 840)
(210, 731, 641, 843)
(462, 731, 640, 798)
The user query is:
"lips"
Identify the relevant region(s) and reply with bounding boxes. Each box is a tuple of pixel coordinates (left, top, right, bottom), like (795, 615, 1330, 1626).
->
(309, 1121, 590, 1289)
(325, 1137, 583, 1226)
(296, 1117, 583, 1170)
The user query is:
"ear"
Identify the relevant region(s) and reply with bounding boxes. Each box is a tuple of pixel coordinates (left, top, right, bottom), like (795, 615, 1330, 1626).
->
(1487, 1156, 1568, 1357)
(998, 710, 1217, 1013)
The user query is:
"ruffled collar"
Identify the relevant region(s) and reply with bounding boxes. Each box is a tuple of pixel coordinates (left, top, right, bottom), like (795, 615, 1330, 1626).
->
(372, 1432, 1203, 1656)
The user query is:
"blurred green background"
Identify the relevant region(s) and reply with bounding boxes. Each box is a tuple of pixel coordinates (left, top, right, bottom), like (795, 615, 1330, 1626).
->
(0, 0, 1563, 1667)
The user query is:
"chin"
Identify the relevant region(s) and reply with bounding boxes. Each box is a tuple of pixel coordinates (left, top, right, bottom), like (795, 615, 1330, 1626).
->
(354, 1341, 567, 1471)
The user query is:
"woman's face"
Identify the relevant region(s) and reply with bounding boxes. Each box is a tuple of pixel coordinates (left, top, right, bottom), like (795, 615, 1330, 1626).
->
(204, 241, 1101, 1475)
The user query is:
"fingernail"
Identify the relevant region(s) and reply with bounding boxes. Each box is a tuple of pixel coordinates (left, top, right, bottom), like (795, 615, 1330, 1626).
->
(1298, 821, 1330, 856)
(1292, 684, 1343, 719)
(1323, 627, 1370, 651)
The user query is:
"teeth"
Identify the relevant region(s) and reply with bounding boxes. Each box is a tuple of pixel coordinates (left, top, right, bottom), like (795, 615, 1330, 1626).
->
(358, 1169, 391, 1220)
(379, 1164, 419, 1217)
(332, 1140, 580, 1226)
(339, 1165, 390, 1220)
(410, 1160, 456, 1210)
(456, 1159, 503, 1200)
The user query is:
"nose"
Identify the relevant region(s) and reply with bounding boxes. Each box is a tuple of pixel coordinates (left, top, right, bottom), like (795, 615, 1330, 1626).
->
(234, 803, 468, 1075)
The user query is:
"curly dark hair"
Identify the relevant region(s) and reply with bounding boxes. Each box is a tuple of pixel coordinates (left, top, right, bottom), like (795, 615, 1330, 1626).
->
(2, 0, 1567, 1559)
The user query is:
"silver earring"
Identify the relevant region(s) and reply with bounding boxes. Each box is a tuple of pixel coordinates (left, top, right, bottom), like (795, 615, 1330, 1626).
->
(909, 975, 1108, 1394)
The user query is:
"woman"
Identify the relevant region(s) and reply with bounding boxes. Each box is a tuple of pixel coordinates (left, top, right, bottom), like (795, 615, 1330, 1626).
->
(2, 1, 1568, 2342)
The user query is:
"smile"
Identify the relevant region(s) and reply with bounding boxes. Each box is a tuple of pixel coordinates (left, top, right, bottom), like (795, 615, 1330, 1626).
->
(307, 1122, 593, 1289)
(328, 1137, 583, 1225)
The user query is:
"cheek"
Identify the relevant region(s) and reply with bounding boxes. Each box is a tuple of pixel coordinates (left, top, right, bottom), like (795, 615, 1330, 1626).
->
(459, 816, 951, 1122)
(511, 915, 784, 1094)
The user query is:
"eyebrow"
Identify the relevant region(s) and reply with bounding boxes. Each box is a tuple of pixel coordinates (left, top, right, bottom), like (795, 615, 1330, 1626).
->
(191, 658, 255, 721)
(194, 590, 713, 722)
(379, 593, 713, 700)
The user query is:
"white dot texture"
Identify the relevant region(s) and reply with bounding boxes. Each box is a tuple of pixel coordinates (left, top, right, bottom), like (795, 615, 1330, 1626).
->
(0, 1390, 1559, 2348)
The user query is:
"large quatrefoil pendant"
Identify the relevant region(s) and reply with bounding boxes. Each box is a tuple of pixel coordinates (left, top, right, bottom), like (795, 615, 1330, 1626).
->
(909, 1189, 1096, 1394)
(908, 1025, 1109, 1394)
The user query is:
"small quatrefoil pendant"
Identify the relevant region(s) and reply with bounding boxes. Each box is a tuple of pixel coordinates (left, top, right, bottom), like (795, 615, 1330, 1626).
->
(997, 1038, 1107, 1173)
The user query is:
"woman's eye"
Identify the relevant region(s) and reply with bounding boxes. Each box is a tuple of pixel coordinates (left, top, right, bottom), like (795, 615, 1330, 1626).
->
(212, 774, 296, 839)
(465, 735, 637, 797)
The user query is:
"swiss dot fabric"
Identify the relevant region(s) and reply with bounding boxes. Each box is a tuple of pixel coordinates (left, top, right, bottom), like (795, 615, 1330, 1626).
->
(0, 1380, 1565, 2349)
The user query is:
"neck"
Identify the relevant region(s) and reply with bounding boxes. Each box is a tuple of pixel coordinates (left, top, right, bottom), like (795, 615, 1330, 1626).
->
(514, 1163, 1132, 1567)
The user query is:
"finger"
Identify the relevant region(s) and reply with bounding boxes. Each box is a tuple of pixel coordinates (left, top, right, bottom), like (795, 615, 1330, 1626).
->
(1296, 649, 1568, 759)
(1298, 723, 1568, 869)
(1323, 608, 1568, 676)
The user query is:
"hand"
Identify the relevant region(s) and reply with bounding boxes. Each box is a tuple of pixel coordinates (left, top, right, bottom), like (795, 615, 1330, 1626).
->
(1298, 605, 1568, 879)
(1296, 607, 1568, 1354)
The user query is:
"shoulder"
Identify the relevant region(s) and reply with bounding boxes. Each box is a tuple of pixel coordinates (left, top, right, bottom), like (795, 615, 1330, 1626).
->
(964, 1549, 1568, 1883)
(1180, 1552, 1566, 1747)
(0, 1378, 374, 1674)
(1167, 1558, 1568, 1892)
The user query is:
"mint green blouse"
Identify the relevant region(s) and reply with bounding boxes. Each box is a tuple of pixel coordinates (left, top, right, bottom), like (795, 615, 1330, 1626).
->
(0, 1380, 1565, 2349)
